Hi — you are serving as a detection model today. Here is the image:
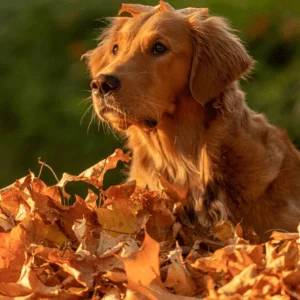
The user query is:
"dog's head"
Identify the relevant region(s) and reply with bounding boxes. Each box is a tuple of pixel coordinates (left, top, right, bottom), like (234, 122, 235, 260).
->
(84, 1, 253, 131)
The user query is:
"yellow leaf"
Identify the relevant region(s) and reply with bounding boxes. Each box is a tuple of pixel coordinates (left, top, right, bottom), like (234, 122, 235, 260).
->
(213, 220, 235, 244)
(96, 207, 138, 236)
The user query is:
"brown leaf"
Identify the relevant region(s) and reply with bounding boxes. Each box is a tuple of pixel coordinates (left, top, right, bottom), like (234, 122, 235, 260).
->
(31, 245, 101, 288)
(0, 188, 31, 220)
(282, 271, 300, 298)
(1, 149, 300, 299)
(104, 180, 136, 201)
(96, 233, 138, 273)
(72, 217, 98, 253)
(17, 256, 61, 297)
(97, 232, 139, 258)
(164, 243, 197, 296)
(0, 211, 14, 231)
(159, 175, 188, 205)
(145, 199, 175, 242)
(0, 225, 26, 283)
(85, 188, 99, 210)
(243, 226, 260, 244)
(0, 282, 31, 297)
(57, 149, 130, 189)
(51, 194, 98, 241)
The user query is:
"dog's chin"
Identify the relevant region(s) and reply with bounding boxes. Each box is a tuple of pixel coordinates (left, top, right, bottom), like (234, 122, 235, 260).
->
(93, 94, 161, 132)
(101, 112, 158, 132)
(97, 107, 132, 131)
(96, 105, 159, 132)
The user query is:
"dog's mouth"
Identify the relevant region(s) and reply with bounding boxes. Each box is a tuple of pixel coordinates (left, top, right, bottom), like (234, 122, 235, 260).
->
(93, 93, 159, 131)
(100, 107, 158, 131)
(97, 106, 132, 131)
(143, 118, 158, 129)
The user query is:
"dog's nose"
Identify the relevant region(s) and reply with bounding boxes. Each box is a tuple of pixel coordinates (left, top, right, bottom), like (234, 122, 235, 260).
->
(90, 74, 120, 96)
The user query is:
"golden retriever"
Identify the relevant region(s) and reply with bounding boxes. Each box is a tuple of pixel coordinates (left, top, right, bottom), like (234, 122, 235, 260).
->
(84, 1, 300, 240)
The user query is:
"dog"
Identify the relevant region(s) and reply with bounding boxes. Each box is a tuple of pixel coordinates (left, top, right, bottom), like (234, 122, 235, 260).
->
(84, 1, 300, 240)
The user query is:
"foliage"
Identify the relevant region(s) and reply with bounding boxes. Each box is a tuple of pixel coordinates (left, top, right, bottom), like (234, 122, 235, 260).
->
(0, 0, 300, 189)
(1, 150, 300, 299)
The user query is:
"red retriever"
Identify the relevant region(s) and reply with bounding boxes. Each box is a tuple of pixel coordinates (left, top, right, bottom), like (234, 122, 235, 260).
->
(84, 1, 300, 240)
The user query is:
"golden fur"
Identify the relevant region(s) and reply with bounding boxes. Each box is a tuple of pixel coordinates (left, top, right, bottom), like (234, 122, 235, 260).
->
(84, 1, 300, 240)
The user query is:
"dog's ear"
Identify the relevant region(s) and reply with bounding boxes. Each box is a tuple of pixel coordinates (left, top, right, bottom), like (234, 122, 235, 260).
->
(81, 50, 93, 65)
(187, 15, 254, 105)
(155, 0, 174, 13)
(118, 3, 153, 16)
(119, 1, 174, 16)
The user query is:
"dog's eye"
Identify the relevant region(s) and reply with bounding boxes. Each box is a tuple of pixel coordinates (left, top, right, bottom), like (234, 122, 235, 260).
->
(112, 44, 118, 55)
(152, 42, 167, 55)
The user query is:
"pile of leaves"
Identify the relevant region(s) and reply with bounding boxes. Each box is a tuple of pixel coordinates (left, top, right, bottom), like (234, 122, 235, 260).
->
(0, 149, 300, 299)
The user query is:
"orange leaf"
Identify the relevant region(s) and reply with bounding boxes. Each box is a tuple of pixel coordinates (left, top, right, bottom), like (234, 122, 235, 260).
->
(0, 225, 26, 283)
(164, 243, 197, 296)
(57, 149, 130, 189)
(122, 231, 161, 288)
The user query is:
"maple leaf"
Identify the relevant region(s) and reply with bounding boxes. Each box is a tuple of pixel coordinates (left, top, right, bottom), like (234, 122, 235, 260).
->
(1, 149, 300, 299)
(57, 149, 130, 189)
(0, 225, 26, 283)
(32, 245, 101, 288)
(59, 194, 99, 241)
(122, 232, 162, 294)
(95, 202, 139, 236)
(164, 243, 197, 296)
(145, 199, 175, 242)
(73, 217, 98, 254)
(121, 233, 198, 300)
(96, 181, 147, 236)
(15, 256, 61, 297)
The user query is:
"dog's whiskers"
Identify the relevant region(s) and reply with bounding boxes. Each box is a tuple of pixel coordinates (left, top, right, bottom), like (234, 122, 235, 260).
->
(79, 95, 92, 106)
(80, 103, 94, 127)
(87, 111, 96, 134)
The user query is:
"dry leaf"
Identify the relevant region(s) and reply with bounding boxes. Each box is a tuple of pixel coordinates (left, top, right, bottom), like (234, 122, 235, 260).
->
(213, 220, 235, 244)
(0, 150, 299, 299)
(57, 149, 130, 189)
(164, 243, 197, 296)
(0, 225, 26, 283)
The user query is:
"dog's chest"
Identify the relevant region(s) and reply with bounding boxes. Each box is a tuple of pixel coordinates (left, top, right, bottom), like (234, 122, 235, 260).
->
(143, 131, 199, 190)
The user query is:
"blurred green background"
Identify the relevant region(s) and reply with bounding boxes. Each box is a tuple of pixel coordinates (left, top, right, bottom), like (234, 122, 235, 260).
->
(1, 0, 300, 189)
